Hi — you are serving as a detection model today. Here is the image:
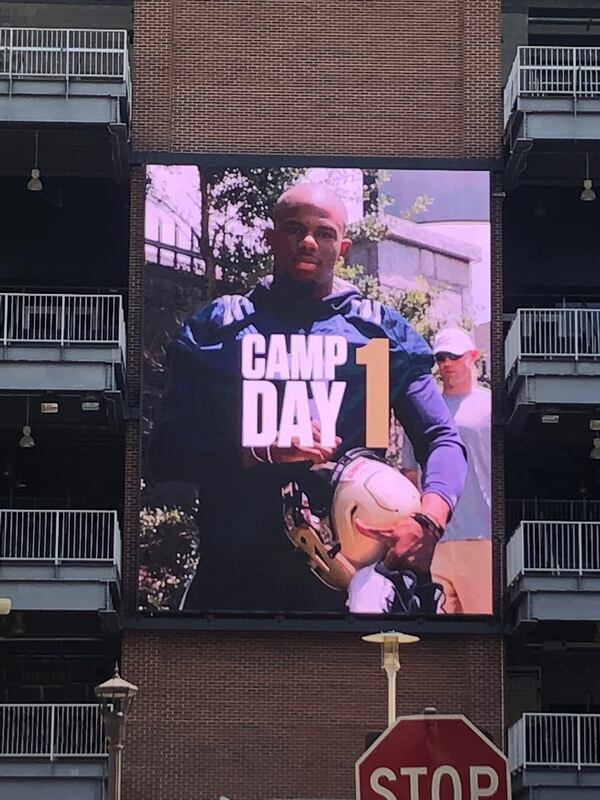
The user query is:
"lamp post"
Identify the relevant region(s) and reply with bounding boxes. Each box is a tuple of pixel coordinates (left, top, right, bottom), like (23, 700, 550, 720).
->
(362, 631, 419, 728)
(95, 666, 138, 800)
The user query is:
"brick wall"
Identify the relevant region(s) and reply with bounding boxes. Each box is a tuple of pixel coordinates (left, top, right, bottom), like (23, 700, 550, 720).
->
(123, 2, 503, 798)
(122, 631, 503, 800)
(123, 166, 145, 614)
(132, 0, 500, 158)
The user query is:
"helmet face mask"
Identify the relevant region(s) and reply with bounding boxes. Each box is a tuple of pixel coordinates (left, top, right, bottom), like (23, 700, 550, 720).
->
(282, 471, 355, 591)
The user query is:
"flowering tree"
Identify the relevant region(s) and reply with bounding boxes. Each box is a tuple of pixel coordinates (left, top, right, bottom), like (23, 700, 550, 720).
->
(139, 504, 200, 610)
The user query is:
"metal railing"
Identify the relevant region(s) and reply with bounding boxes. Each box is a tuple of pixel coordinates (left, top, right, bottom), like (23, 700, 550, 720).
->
(505, 308, 600, 377)
(0, 509, 121, 568)
(0, 293, 126, 350)
(0, 704, 106, 760)
(504, 51, 521, 128)
(508, 713, 600, 772)
(506, 498, 600, 531)
(506, 520, 600, 585)
(0, 28, 128, 81)
(504, 46, 600, 126)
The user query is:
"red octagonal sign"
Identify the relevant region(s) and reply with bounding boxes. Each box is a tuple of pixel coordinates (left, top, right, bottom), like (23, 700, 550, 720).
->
(356, 715, 509, 800)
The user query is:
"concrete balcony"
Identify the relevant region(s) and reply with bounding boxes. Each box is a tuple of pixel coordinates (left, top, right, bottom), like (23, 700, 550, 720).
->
(0, 28, 131, 180)
(509, 713, 600, 799)
(0, 703, 106, 800)
(0, 28, 130, 123)
(505, 309, 600, 428)
(0, 509, 121, 623)
(506, 519, 600, 629)
(503, 47, 600, 189)
(0, 292, 126, 428)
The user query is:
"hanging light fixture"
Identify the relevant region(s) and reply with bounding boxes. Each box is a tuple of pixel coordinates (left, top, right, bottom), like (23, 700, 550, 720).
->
(19, 426, 35, 449)
(27, 132, 43, 192)
(18, 398, 35, 449)
(580, 153, 596, 202)
(95, 665, 138, 800)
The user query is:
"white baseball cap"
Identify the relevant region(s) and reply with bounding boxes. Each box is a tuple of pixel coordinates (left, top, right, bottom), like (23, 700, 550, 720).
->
(432, 327, 475, 356)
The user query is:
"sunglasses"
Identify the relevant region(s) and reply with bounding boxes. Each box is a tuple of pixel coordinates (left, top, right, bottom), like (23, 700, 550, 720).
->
(435, 352, 463, 363)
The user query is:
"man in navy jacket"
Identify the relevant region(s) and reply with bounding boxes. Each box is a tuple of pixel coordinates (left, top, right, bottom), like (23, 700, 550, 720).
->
(149, 182, 467, 613)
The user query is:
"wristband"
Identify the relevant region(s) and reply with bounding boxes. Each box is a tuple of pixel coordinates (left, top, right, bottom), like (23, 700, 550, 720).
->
(251, 446, 274, 464)
(411, 511, 445, 542)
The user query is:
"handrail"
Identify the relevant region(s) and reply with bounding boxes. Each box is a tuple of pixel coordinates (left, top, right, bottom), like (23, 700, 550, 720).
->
(0, 509, 121, 569)
(505, 308, 600, 377)
(508, 713, 600, 771)
(504, 46, 600, 128)
(0, 28, 128, 81)
(0, 292, 125, 347)
(503, 52, 521, 127)
(0, 704, 106, 759)
(506, 520, 600, 585)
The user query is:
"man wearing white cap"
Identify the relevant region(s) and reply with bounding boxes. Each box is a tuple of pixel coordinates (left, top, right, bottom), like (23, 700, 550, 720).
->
(401, 327, 492, 614)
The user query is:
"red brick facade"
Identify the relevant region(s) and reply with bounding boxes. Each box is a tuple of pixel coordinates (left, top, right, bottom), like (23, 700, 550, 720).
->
(123, 2, 502, 797)
(131, 0, 501, 158)
(122, 632, 503, 799)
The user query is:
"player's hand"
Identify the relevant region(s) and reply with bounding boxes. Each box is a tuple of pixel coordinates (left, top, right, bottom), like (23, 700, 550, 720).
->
(271, 422, 341, 465)
(353, 514, 438, 573)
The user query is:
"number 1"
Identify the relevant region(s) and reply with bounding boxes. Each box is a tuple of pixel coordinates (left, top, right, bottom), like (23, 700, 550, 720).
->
(356, 338, 390, 448)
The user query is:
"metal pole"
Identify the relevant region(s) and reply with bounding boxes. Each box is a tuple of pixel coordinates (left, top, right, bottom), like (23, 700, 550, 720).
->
(382, 644, 400, 728)
(107, 740, 123, 800)
(362, 632, 419, 730)
(386, 664, 397, 728)
(107, 742, 117, 800)
(105, 711, 125, 800)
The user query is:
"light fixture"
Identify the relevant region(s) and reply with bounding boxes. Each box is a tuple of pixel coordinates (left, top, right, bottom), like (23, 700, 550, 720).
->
(19, 398, 35, 449)
(40, 402, 59, 414)
(541, 414, 559, 424)
(590, 437, 600, 460)
(362, 631, 419, 728)
(19, 426, 35, 449)
(27, 132, 43, 192)
(590, 419, 600, 431)
(580, 154, 596, 202)
(95, 665, 138, 800)
(81, 400, 100, 412)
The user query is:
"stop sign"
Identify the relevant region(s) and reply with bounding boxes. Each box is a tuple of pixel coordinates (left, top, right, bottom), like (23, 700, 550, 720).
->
(356, 714, 509, 800)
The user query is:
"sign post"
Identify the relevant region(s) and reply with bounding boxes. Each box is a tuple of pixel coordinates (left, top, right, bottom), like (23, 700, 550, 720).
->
(356, 714, 510, 800)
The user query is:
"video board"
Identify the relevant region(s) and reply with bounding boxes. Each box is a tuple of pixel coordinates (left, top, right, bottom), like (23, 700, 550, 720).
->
(139, 164, 492, 618)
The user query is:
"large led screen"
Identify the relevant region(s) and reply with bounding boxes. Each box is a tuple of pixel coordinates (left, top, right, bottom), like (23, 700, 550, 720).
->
(140, 165, 492, 617)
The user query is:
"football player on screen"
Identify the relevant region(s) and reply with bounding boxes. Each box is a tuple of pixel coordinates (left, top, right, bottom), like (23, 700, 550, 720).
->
(150, 182, 468, 614)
